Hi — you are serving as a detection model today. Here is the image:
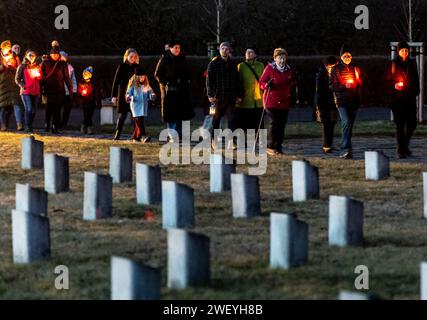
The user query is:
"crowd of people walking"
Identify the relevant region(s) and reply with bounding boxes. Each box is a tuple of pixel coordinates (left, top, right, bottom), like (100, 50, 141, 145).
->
(0, 38, 421, 159)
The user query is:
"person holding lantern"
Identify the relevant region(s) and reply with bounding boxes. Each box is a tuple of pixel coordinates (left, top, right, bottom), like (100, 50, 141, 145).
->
(0, 40, 24, 131)
(77, 66, 101, 135)
(126, 67, 155, 143)
(329, 45, 362, 159)
(111, 48, 140, 141)
(387, 41, 420, 158)
(15, 50, 42, 133)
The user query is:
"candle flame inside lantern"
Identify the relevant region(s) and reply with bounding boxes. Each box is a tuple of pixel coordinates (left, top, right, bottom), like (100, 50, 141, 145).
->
(30, 68, 41, 78)
(396, 82, 404, 90)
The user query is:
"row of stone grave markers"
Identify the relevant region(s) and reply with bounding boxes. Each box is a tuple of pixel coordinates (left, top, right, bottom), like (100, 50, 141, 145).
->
(16, 137, 427, 299)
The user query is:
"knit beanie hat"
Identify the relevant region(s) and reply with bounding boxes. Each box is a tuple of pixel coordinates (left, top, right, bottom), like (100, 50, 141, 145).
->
(135, 67, 147, 76)
(397, 41, 410, 52)
(340, 44, 352, 57)
(83, 66, 94, 77)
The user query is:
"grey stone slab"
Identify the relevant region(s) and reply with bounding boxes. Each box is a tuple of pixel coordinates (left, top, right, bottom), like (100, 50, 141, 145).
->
(270, 213, 308, 269)
(12, 209, 50, 264)
(44, 154, 69, 194)
(111, 256, 161, 300)
(167, 229, 210, 289)
(21, 136, 43, 169)
(365, 151, 390, 180)
(292, 160, 319, 202)
(83, 172, 113, 221)
(136, 163, 162, 205)
(15, 183, 48, 216)
(422, 262, 427, 300)
(338, 290, 378, 300)
(328, 196, 364, 247)
(162, 181, 194, 229)
(109, 147, 133, 183)
(210, 154, 236, 193)
(231, 174, 261, 218)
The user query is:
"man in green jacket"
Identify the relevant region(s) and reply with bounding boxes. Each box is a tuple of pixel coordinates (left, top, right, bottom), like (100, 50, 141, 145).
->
(236, 46, 265, 135)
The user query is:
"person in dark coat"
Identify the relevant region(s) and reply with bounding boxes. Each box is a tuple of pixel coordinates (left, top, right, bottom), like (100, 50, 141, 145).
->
(111, 48, 139, 140)
(315, 56, 338, 153)
(40, 45, 73, 133)
(0, 40, 24, 131)
(155, 39, 194, 141)
(386, 41, 420, 158)
(206, 42, 243, 146)
(329, 45, 362, 159)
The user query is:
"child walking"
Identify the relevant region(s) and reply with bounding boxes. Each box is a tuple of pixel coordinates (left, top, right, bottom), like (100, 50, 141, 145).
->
(126, 67, 155, 143)
(78, 66, 101, 134)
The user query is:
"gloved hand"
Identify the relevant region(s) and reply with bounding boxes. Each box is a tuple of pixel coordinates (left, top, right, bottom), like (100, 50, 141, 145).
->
(266, 79, 274, 89)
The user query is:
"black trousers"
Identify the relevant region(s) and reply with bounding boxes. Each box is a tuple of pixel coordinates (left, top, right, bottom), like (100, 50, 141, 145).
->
(322, 122, 336, 148)
(115, 111, 129, 138)
(392, 105, 417, 153)
(266, 108, 288, 152)
(46, 103, 61, 129)
(61, 95, 73, 128)
(234, 107, 264, 131)
(82, 106, 95, 127)
(211, 101, 236, 134)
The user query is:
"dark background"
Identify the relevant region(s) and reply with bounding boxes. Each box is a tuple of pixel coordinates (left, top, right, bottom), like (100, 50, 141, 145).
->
(1, 0, 426, 108)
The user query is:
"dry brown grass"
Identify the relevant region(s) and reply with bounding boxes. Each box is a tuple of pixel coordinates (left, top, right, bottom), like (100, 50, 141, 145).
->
(1, 125, 427, 300)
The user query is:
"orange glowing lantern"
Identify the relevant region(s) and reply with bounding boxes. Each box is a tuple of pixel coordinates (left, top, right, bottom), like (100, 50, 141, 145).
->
(30, 68, 41, 79)
(395, 81, 404, 91)
(78, 83, 90, 97)
(3, 54, 16, 68)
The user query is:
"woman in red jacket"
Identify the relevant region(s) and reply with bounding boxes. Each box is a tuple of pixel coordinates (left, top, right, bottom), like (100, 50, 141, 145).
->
(259, 48, 295, 155)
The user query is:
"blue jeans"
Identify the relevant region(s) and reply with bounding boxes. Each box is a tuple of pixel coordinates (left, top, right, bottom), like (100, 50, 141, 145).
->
(0, 104, 24, 127)
(338, 106, 358, 151)
(167, 122, 182, 139)
(21, 95, 39, 130)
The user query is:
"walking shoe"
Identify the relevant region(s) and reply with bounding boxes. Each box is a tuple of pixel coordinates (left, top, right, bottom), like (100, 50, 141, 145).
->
(132, 139, 140, 143)
(17, 122, 24, 131)
(339, 151, 352, 159)
(267, 148, 278, 156)
(87, 127, 94, 135)
(397, 152, 407, 159)
(0, 124, 6, 131)
(322, 147, 332, 153)
(406, 148, 412, 157)
(141, 136, 151, 144)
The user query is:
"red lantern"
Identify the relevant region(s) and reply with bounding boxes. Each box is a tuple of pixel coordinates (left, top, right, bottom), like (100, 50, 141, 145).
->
(78, 83, 90, 97)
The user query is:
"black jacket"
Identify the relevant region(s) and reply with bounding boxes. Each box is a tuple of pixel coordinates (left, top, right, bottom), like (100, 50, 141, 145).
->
(111, 62, 138, 113)
(40, 57, 73, 105)
(386, 57, 420, 109)
(315, 64, 337, 123)
(155, 51, 194, 122)
(0, 53, 22, 108)
(206, 56, 242, 103)
(329, 62, 362, 108)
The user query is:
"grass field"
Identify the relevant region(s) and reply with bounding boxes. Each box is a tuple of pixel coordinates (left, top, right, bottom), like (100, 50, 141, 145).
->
(0, 120, 427, 299)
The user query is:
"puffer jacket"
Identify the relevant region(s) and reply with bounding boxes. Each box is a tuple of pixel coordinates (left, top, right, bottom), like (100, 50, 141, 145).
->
(329, 62, 362, 108)
(0, 53, 22, 107)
